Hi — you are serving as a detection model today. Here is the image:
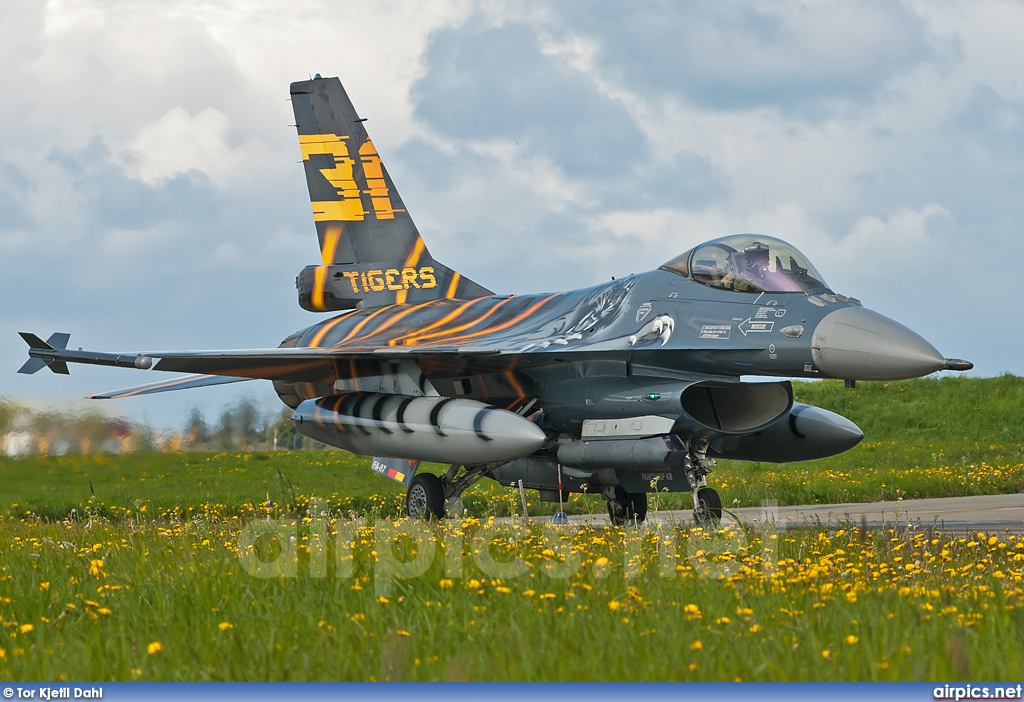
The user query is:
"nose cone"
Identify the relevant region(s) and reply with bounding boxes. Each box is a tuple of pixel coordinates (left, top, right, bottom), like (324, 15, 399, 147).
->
(811, 307, 945, 380)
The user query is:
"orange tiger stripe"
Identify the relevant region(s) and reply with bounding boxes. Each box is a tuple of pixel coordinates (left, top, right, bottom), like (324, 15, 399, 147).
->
(405, 296, 516, 345)
(424, 294, 559, 346)
(388, 296, 487, 346)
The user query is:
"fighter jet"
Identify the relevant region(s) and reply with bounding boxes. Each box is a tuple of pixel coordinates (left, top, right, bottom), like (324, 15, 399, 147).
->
(19, 76, 973, 524)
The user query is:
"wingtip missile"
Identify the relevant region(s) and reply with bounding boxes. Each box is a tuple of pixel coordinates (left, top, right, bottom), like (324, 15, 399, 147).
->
(18, 331, 72, 374)
(17, 331, 152, 375)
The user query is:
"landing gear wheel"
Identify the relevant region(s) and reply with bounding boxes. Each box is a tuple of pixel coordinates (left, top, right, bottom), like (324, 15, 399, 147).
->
(406, 473, 445, 520)
(607, 486, 648, 526)
(693, 487, 722, 527)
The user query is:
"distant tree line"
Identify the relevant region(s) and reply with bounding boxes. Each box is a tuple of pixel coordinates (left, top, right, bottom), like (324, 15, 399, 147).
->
(179, 399, 325, 451)
(0, 396, 326, 455)
(0, 397, 155, 456)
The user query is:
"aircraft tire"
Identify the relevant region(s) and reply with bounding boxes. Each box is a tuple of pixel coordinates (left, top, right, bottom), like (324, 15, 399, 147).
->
(406, 473, 445, 520)
(607, 486, 647, 526)
(694, 487, 722, 527)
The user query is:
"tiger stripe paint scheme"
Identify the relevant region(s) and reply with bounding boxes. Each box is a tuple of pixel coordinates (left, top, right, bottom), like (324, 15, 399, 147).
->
(290, 76, 490, 312)
(19, 74, 966, 520)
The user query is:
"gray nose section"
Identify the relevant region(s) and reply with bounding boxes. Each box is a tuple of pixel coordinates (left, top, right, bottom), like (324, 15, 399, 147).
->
(811, 307, 945, 380)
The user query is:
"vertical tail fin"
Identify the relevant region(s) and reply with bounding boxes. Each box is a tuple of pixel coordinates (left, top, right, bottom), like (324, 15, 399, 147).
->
(290, 76, 490, 311)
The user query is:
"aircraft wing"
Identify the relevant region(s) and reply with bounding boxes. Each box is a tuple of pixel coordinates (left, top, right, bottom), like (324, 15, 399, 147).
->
(19, 331, 764, 392)
(88, 373, 253, 400)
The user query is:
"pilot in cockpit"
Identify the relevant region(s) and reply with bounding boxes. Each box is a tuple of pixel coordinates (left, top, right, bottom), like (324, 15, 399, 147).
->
(721, 241, 771, 291)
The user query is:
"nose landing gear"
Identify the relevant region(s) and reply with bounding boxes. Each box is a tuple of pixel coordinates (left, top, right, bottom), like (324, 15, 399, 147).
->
(685, 439, 722, 527)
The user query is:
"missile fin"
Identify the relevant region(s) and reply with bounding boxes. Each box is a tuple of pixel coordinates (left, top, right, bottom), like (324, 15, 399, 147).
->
(17, 357, 49, 375)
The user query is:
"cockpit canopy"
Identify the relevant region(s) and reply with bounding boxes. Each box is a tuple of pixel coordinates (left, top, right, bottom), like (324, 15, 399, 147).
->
(661, 234, 829, 293)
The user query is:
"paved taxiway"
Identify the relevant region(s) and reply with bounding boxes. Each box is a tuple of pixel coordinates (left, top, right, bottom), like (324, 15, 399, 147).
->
(541, 493, 1024, 532)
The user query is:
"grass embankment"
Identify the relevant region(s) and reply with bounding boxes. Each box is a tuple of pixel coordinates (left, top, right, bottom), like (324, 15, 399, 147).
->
(1, 376, 1022, 520)
(1, 518, 1022, 680)
(1, 376, 1023, 681)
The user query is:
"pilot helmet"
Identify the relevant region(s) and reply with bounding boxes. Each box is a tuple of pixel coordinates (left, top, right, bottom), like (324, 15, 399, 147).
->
(744, 242, 770, 273)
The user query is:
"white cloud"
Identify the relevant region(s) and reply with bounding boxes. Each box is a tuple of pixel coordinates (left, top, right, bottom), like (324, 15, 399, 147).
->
(120, 107, 240, 187)
(116, 105, 274, 188)
(4, 0, 1024, 429)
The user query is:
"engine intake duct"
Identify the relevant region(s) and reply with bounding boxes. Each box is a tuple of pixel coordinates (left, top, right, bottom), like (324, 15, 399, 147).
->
(542, 378, 792, 437)
(293, 393, 545, 464)
(681, 381, 792, 433)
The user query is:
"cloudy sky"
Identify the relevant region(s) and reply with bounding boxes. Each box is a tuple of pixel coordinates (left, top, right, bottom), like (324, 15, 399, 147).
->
(2, 0, 1022, 430)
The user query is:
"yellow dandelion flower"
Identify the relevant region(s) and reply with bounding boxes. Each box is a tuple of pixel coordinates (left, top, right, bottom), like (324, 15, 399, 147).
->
(467, 579, 481, 589)
(39, 582, 49, 591)
(377, 596, 390, 604)
(690, 640, 703, 651)
(846, 635, 859, 645)
(439, 579, 453, 588)
(19, 624, 33, 634)
(496, 586, 511, 594)
(147, 642, 163, 655)
(218, 622, 234, 631)
(608, 600, 622, 612)
(396, 630, 411, 637)
(98, 608, 111, 616)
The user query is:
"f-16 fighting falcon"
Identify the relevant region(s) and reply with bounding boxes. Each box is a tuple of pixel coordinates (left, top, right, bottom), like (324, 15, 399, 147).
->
(19, 76, 973, 524)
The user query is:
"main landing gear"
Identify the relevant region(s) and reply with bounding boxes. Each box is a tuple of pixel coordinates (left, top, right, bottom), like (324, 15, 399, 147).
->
(685, 438, 722, 527)
(604, 485, 648, 526)
(406, 473, 445, 520)
(405, 463, 495, 520)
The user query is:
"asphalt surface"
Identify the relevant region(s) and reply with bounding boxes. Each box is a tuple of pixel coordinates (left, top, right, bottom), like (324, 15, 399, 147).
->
(544, 493, 1024, 532)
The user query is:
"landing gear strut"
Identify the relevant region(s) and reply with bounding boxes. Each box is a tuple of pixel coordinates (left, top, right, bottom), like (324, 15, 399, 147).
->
(405, 463, 496, 520)
(604, 485, 648, 526)
(684, 438, 722, 526)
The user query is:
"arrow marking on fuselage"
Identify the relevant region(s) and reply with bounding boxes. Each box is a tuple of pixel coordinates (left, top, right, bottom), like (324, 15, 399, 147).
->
(737, 318, 775, 336)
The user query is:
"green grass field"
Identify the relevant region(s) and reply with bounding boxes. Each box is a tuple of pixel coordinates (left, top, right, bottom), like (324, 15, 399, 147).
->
(1, 376, 1023, 681)
(2, 517, 1022, 680)
(2, 376, 1022, 521)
